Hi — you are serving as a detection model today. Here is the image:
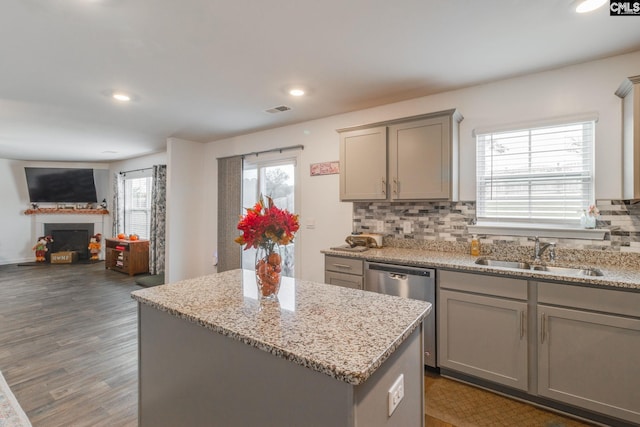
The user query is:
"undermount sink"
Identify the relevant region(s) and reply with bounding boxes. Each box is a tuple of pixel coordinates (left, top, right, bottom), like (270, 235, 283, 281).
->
(474, 258, 531, 270)
(532, 265, 604, 277)
(474, 257, 604, 277)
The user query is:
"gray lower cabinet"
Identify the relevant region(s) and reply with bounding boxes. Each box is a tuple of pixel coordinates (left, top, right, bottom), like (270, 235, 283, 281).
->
(324, 255, 364, 290)
(537, 282, 640, 424)
(438, 270, 528, 391)
(439, 271, 640, 425)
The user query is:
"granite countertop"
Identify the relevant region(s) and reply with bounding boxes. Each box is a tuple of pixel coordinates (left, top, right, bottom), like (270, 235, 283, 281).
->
(323, 247, 640, 291)
(131, 269, 432, 385)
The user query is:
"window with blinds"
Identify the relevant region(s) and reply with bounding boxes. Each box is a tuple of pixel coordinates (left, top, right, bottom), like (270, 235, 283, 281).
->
(123, 175, 153, 239)
(476, 120, 594, 225)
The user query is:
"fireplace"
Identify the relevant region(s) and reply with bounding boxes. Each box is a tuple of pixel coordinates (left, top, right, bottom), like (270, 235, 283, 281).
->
(44, 223, 94, 260)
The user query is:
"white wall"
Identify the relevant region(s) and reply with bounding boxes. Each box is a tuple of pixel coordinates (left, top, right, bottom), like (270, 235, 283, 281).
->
(0, 158, 34, 263)
(199, 50, 640, 283)
(109, 152, 167, 177)
(165, 138, 206, 282)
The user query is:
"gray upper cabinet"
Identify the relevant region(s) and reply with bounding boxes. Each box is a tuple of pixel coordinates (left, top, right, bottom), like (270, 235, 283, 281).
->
(389, 115, 451, 200)
(616, 75, 640, 200)
(339, 126, 387, 200)
(338, 109, 462, 201)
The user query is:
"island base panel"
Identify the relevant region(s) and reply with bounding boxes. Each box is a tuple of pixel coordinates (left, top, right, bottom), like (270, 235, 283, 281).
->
(138, 304, 424, 427)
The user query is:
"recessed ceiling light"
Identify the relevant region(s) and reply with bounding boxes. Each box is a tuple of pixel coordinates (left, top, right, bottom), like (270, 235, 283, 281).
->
(575, 0, 606, 13)
(289, 88, 305, 97)
(112, 93, 131, 102)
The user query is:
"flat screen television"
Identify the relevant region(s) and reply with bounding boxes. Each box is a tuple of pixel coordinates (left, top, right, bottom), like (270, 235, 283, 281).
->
(25, 167, 98, 203)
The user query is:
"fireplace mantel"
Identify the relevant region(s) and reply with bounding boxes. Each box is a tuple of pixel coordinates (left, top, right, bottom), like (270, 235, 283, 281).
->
(24, 208, 109, 215)
(27, 211, 109, 260)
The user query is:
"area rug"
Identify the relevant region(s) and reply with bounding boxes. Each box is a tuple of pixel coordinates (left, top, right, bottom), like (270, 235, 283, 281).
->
(424, 373, 592, 427)
(135, 273, 165, 287)
(0, 371, 32, 427)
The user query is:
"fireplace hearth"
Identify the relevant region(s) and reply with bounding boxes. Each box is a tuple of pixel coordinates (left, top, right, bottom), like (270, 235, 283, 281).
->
(44, 223, 94, 260)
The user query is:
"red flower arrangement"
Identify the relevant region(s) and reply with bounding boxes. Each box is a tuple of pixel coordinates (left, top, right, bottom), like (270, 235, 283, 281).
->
(235, 195, 299, 299)
(235, 195, 300, 251)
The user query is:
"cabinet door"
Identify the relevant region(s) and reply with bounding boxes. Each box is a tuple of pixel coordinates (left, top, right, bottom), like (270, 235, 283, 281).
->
(439, 289, 528, 391)
(339, 126, 387, 200)
(389, 115, 450, 200)
(538, 305, 640, 424)
(325, 271, 363, 290)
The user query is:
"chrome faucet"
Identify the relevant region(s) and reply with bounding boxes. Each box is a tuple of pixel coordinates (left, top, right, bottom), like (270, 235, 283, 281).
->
(530, 236, 556, 262)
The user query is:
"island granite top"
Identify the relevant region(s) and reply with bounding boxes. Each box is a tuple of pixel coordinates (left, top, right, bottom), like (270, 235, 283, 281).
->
(131, 269, 431, 385)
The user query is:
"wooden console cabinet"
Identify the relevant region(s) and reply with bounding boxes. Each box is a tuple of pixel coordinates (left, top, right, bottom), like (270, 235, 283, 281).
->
(105, 238, 149, 276)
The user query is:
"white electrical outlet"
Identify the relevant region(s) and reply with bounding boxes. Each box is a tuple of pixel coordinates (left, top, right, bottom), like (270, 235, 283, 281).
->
(388, 374, 404, 416)
(403, 221, 412, 234)
(375, 220, 384, 232)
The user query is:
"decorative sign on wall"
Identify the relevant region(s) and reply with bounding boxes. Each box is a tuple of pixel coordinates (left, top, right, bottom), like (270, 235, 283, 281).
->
(310, 161, 339, 176)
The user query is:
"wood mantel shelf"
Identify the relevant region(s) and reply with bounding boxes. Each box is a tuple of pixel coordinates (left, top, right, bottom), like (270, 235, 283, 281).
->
(24, 208, 110, 215)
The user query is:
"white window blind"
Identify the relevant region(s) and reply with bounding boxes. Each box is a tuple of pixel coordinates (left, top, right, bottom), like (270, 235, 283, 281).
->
(123, 174, 153, 239)
(476, 120, 594, 225)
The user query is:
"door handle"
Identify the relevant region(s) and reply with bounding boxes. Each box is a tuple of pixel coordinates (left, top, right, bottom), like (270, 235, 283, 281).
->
(541, 313, 547, 344)
(393, 178, 398, 195)
(332, 263, 352, 270)
(520, 310, 526, 339)
(381, 178, 386, 195)
(389, 273, 407, 280)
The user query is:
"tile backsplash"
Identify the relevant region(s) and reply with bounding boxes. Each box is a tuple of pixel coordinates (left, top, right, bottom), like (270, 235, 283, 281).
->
(353, 200, 640, 255)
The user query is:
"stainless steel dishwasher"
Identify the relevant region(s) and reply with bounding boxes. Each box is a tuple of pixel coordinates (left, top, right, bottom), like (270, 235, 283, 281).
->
(365, 261, 436, 368)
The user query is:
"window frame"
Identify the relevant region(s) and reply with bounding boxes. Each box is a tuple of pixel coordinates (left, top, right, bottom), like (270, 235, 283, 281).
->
(122, 170, 153, 240)
(470, 114, 606, 240)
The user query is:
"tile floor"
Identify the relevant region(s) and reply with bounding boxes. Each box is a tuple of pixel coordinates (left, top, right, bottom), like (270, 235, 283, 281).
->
(424, 372, 596, 427)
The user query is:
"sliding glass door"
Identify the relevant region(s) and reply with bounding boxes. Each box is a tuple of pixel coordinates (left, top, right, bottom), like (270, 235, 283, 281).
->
(242, 155, 298, 277)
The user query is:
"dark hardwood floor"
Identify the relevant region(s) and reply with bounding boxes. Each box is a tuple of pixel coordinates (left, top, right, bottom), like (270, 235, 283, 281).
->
(0, 262, 141, 427)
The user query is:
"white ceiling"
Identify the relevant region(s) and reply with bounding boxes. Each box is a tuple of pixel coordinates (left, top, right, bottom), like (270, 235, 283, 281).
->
(1, 0, 640, 162)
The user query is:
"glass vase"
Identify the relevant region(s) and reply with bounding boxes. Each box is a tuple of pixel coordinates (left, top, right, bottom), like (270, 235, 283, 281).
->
(581, 211, 597, 229)
(255, 244, 282, 300)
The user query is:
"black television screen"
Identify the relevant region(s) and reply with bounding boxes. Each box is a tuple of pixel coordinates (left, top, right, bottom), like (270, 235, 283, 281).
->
(25, 167, 98, 203)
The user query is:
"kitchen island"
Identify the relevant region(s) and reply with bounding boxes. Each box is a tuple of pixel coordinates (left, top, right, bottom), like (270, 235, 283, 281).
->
(131, 269, 432, 427)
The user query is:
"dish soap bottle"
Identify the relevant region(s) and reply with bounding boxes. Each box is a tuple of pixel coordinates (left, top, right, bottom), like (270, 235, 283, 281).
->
(470, 235, 481, 256)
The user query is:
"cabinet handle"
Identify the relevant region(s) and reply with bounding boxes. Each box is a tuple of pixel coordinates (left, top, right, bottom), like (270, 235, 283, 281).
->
(332, 263, 352, 270)
(541, 313, 547, 344)
(393, 178, 398, 195)
(381, 178, 386, 195)
(520, 310, 526, 339)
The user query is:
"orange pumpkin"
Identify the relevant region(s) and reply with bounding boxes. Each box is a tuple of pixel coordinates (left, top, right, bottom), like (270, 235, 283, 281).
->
(117, 233, 126, 240)
(129, 234, 139, 241)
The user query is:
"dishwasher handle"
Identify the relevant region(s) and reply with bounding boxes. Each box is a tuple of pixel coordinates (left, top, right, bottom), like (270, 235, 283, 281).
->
(367, 262, 433, 278)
